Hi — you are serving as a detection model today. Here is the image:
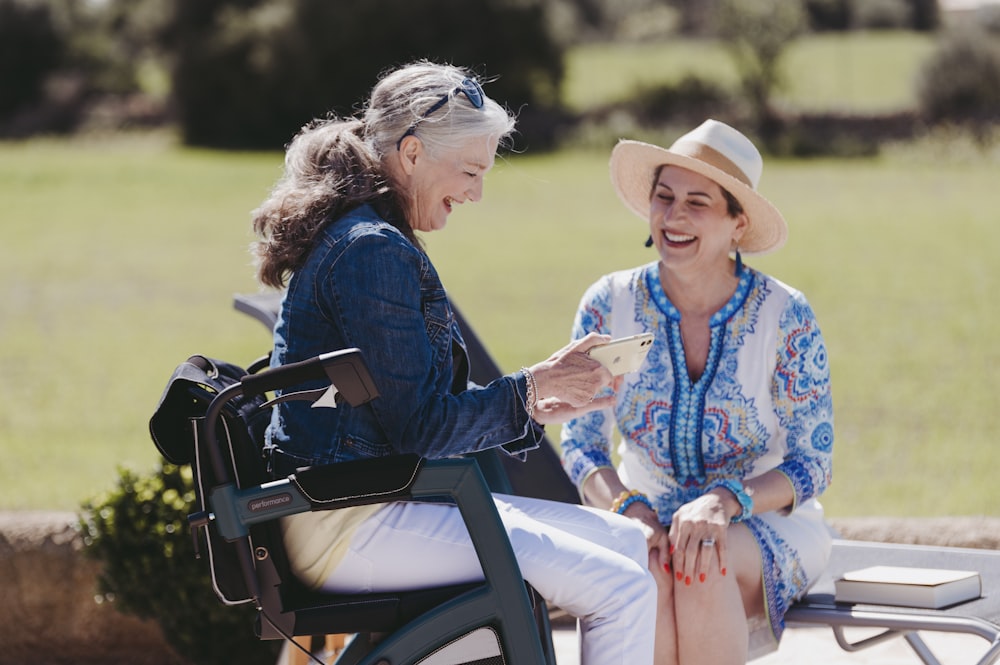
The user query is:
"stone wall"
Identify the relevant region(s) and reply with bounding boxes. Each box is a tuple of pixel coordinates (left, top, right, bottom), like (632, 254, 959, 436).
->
(0, 511, 184, 665)
(2, 511, 998, 664)
(829, 515, 1000, 551)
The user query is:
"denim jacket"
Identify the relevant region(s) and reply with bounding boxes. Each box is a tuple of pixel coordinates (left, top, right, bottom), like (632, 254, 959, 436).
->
(266, 203, 541, 475)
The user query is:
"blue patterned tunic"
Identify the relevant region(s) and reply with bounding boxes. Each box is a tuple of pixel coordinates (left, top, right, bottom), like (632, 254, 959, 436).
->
(560, 262, 834, 645)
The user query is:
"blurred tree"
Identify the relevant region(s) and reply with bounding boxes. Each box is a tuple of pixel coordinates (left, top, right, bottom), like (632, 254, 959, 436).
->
(908, 0, 940, 31)
(0, 0, 62, 127)
(0, 0, 174, 136)
(83, 0, 171, 94)
(715, 0, 807, 147)
(161, 0, 565, 150)
(669, 0, 720, 37)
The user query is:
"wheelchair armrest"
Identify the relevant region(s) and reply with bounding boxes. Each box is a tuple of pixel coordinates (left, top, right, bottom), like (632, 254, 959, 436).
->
(290, 454, 424, 504)
(211, 455, 521, 599)
(210, 455, 496, 541)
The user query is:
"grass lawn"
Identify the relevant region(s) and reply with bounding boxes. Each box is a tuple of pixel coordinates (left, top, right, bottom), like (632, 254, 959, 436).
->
(563, 31, 937, 113)
(2, 130, 998, 519)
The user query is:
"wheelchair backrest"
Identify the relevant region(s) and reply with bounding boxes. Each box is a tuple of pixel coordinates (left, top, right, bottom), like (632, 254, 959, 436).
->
(150, 354, 272, 605)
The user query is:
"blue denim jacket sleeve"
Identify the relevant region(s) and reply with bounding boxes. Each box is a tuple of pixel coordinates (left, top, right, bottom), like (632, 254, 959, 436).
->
(268, 206, 541, 466)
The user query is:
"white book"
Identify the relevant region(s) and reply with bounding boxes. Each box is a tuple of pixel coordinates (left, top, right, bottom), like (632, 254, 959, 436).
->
(834, 565, 982, 609)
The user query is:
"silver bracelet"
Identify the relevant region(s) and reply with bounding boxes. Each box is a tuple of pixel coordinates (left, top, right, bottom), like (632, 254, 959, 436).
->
(520, 367, 538, 419)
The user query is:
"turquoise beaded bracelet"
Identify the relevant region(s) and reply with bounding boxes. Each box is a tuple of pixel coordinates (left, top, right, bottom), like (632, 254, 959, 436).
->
(708, 479, 753, 523)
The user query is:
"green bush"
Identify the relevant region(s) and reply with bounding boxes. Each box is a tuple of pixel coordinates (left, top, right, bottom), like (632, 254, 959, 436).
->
(803, 0, 852, 31)
(917, 29, 1000, 134)
(629, 75, 734, 128)
(80, 462, 281, 665)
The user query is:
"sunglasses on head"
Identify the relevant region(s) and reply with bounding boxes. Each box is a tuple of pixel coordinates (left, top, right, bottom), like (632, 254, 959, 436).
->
(396, 78, 486, 150)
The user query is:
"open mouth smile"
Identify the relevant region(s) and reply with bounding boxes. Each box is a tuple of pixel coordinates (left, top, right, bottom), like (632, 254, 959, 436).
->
(663, 230, 696, 246)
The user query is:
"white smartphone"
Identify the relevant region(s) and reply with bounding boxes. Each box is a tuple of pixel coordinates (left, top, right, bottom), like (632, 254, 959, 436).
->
(586, 333, 655, 375)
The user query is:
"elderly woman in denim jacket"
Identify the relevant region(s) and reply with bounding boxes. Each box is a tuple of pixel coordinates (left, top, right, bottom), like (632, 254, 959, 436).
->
(249, 61, 658, 665)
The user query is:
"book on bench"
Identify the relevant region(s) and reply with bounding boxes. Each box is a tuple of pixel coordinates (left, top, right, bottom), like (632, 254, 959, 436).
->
(834, 565, 982, 609)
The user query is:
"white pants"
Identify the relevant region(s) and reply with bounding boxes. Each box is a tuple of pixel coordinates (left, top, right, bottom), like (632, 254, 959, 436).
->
(322, 493, 657, 665)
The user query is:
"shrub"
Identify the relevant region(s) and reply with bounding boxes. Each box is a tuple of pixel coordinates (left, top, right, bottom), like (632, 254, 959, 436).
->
(629, 76, 735, 128)
(917, 29, 1000, 134)
(80, 462, 281, 665)
(803, 0, 852, 32)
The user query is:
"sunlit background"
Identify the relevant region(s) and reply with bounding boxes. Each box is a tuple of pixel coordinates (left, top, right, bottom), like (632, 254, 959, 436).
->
(3, 0, 1000, 518)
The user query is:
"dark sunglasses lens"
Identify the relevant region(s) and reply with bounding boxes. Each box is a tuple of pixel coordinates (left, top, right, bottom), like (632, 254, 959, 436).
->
(461, 79, 485, 108)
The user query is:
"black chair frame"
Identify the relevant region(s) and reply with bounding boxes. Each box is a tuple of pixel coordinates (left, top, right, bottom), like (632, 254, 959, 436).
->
(171, 349, 555, 665)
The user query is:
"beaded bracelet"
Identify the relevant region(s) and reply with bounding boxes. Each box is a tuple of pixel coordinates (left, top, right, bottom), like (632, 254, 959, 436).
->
(707, 479, 753, 523)
(519, 367, 538, 419)
(610, 489, 654, 515)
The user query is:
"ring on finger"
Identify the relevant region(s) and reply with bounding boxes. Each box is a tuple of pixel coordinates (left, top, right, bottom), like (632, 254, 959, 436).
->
(700, 537, 716, 548)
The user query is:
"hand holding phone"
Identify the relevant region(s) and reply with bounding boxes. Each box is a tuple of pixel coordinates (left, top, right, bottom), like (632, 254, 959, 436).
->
(586, 333, 655, 375)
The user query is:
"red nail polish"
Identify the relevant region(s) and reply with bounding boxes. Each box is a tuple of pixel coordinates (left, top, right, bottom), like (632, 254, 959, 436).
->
(664, 562, 671, 574)
(721, 567, 728, 576)
(676, 571, 683, 581)
(685, 576, 692, 586)
(669, 543, 675, 555)
(699, 573, 706, 583)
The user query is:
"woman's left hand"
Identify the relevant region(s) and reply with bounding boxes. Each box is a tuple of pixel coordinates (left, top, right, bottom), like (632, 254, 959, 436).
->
(668, 492, 731, 587)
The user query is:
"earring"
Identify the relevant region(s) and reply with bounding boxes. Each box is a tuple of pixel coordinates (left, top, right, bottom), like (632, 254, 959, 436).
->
(734, 247, 743, 276)
(645, 235, 653, 248)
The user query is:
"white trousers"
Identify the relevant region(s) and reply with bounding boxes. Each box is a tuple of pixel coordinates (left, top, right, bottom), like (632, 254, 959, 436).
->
(322, 493, 657, 665)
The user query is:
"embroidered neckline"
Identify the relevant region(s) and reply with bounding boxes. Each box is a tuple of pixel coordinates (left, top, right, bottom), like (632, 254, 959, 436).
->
(642, 264, 755, 485)
(643, 262, 754, 327)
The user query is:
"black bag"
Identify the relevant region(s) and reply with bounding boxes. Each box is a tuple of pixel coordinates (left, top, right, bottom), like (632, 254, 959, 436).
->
(150, 354, 264, 465)
(149, 354, 271, 604)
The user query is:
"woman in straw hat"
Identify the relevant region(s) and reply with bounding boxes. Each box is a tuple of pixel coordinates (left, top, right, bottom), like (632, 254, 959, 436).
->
(560, 120, 833, 663)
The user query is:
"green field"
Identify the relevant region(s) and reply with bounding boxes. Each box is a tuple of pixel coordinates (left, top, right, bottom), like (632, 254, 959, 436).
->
(1, 33, 997, 518)
(563, 31, 936, 113)
(2, 130, 998, 518)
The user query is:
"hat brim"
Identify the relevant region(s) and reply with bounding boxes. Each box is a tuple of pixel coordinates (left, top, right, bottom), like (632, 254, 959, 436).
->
(610, 140, 787, 256)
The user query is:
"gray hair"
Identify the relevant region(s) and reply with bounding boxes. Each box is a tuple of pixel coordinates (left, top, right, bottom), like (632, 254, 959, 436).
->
(363, 61, 516, 160)
(250, 61, 516, 289)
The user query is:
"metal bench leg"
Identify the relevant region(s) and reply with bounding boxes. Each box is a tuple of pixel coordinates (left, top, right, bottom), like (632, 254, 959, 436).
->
(832, 627, 944, 665)
(976, 638, 1000, 665)
(902, 633, 943, 665)
(832, 625, 907, 652)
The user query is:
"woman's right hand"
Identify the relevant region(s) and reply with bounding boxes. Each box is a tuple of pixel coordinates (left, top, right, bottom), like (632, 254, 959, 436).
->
(581, 468, 670, 559)
(528, 333, 613, 410)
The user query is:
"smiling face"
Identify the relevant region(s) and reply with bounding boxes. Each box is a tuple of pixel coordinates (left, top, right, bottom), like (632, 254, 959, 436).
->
(396, 133, 498, 233)
(648, 165, 748, 274)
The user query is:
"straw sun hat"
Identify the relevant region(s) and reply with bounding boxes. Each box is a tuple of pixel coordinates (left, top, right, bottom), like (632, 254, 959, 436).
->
(610, 119, 787, 255)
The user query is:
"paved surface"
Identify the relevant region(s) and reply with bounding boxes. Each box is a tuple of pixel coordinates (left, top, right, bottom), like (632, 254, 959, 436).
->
(551, 623, 991, 664)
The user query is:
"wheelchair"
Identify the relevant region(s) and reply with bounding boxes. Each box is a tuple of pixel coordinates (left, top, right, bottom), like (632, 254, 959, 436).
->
(149, 343, 559, 665)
